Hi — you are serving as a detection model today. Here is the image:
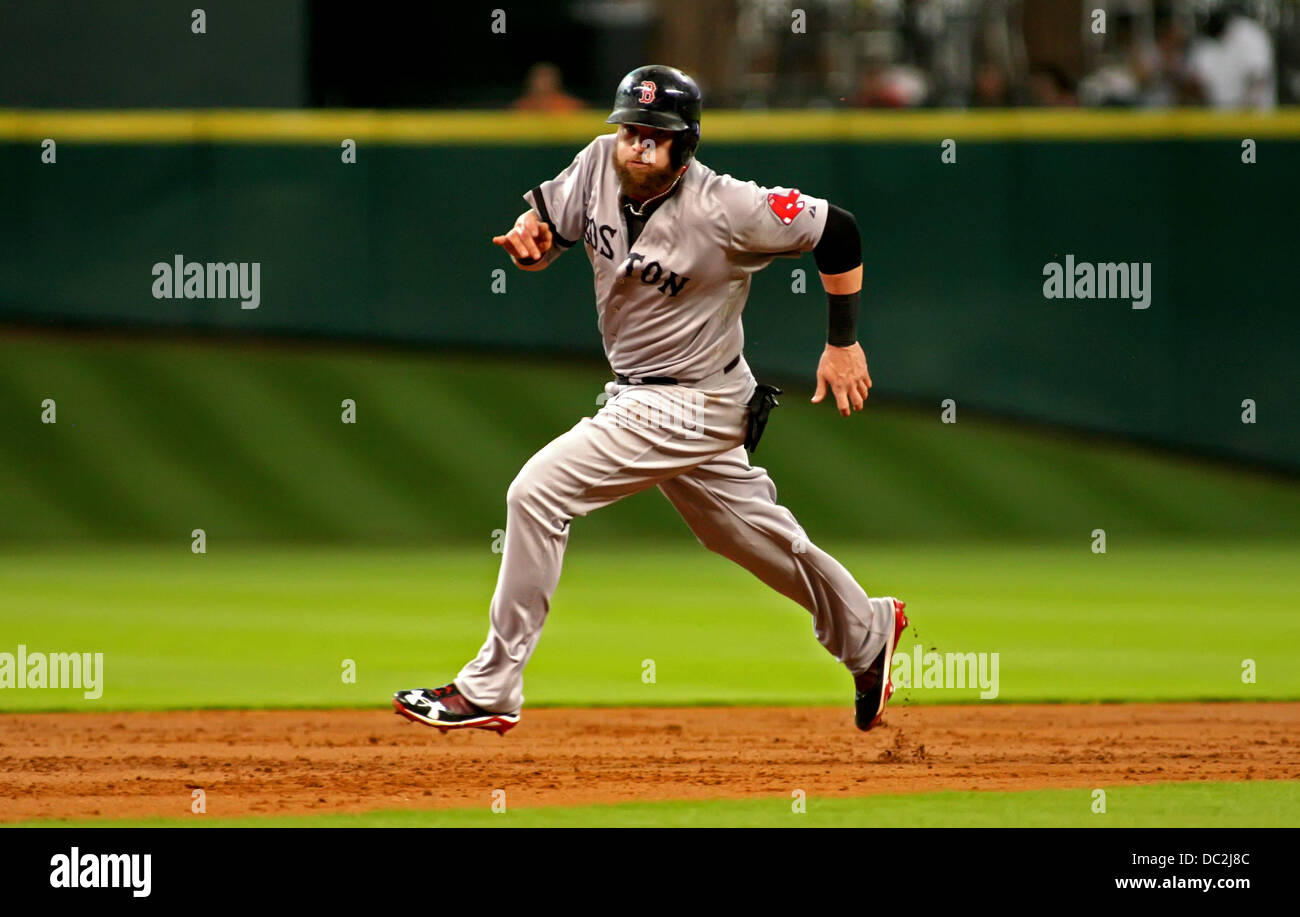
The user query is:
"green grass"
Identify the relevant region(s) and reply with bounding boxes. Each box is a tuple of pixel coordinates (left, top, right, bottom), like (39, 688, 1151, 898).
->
(2, 332, 1299, 545)
(14, 781, 1299, 828)
(0, 541, 1295, 711)
(1, 333, 1297, 710)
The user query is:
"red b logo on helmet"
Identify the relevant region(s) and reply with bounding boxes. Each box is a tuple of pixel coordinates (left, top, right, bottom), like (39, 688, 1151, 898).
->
(638, 81, 657, 103)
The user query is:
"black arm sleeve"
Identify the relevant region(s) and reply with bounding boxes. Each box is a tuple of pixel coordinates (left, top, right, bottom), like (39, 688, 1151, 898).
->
(812, 204, 861, 275)
(814, 204, 862, 346)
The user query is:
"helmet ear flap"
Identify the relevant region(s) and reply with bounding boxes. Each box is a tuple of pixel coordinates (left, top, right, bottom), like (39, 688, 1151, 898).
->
(672, 128, 700, 169)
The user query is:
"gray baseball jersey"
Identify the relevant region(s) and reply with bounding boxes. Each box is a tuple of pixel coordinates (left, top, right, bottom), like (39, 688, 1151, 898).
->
(523, 132, 830, 382)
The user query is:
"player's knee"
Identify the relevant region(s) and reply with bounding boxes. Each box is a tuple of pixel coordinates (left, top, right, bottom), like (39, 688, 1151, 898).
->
(506, 468, 554, 519)
(505, 474, 535, 514)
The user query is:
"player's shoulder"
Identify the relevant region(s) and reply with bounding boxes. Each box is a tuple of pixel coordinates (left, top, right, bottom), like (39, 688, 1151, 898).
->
(694, 164, 761, 204)
(695, 165, 805, 213)
(565, 131, 615, 181)
(545, 132, 612, 190)
(690, 163, 829, 248)
(555, 132, 614, 174)
(686, 165, 765, 241)
(583, 131, 617, 162)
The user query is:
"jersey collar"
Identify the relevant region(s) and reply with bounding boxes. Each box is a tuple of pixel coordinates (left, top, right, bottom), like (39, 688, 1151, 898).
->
(620, 166, 688, 219)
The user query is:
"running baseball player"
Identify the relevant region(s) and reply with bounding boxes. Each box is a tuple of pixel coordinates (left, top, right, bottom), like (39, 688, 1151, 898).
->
(394, 65, 907, 735)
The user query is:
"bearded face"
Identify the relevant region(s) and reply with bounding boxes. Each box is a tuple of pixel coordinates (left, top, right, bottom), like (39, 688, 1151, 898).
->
(611, 123, 684, 201)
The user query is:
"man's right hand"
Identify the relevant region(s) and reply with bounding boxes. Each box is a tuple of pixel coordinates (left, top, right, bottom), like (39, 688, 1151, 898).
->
(492, 210, 553, 265)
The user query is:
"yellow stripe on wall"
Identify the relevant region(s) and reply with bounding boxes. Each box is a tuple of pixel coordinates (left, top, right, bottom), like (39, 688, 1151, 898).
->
(3, 108, 1300, 143)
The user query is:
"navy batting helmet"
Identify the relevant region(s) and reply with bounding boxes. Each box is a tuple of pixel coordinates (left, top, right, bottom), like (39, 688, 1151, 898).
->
(605, 65, 702, 168)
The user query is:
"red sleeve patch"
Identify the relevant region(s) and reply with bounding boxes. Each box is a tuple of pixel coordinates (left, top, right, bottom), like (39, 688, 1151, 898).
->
(766, 189, 806, 225)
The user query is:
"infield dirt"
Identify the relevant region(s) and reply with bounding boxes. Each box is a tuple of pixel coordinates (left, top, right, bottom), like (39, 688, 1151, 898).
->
(2, 703, 1297, 822)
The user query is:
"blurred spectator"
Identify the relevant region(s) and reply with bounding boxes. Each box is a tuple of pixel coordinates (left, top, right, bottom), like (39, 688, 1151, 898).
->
(511, 63, 586, 113)
(1028, 64, 1077, 106)
(853, 63, 929, 108)
(1144, 10, 1194, 107)
(973, 59, 1011, 107)
(1184, 10, 1276, 109)
(1079, 13, 1148, 106)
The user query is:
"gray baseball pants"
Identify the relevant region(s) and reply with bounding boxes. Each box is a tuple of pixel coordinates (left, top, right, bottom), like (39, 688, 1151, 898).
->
(455, 357, 893, 713)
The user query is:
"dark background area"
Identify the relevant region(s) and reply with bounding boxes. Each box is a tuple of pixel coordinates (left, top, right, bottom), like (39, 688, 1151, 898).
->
(0, 1, 638, 109)
(5, 0, 1296, 109)
(305, 3, 635, 108)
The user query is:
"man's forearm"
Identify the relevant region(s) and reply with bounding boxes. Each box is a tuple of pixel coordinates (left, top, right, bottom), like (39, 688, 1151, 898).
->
(819, 265, 862, 294)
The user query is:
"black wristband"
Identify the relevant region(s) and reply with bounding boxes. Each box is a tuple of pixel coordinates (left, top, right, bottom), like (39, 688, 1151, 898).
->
(827, 290, 859, 346)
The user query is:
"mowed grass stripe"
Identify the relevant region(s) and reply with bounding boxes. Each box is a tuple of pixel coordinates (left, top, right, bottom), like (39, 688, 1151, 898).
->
(12, 780, 1299, 828)
(0, 543, 1295, 710)
(3, 333, 1300, 543)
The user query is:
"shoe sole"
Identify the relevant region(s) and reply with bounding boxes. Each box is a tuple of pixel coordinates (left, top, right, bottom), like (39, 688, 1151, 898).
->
(866, 598, 909, 730)
(391, 698, 519, 736)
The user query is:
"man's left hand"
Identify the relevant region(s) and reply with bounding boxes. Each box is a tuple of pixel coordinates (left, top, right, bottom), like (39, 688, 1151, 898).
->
(811, 342, 872, 417)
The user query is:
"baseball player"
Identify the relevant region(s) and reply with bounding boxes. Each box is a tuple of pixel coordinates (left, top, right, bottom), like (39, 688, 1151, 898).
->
(394, 65, 907, 736)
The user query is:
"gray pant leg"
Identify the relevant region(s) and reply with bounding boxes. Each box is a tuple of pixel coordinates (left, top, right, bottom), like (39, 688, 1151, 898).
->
(657, 446, 889, 675)
(456, 382, 749, 713)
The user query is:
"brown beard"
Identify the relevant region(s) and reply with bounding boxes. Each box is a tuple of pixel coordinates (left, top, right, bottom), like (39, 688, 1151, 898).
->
(611, 146, 679, 202)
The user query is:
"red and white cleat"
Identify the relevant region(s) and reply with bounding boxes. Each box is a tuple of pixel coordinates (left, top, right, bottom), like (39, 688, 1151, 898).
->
(392, 684, 519, 736)
(854, 598, 909, 731)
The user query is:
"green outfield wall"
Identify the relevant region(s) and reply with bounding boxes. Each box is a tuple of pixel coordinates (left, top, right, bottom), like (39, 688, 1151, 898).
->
(2, 110, 1296, 469)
